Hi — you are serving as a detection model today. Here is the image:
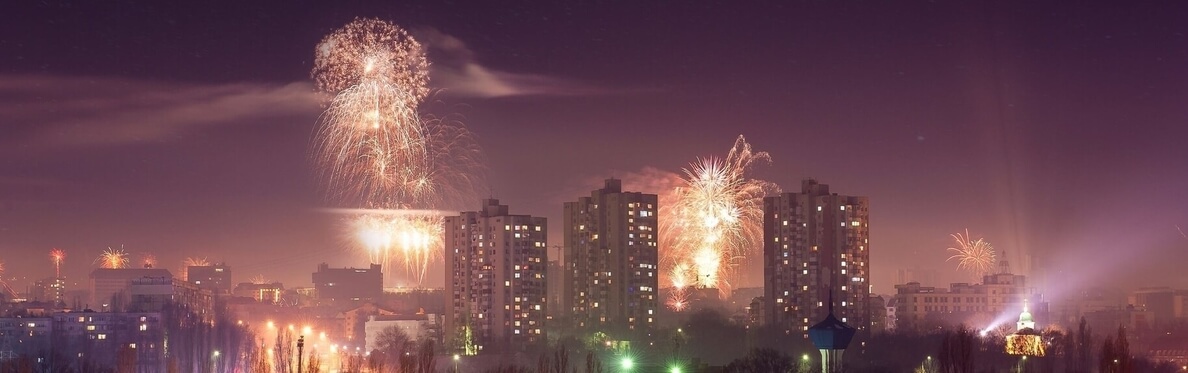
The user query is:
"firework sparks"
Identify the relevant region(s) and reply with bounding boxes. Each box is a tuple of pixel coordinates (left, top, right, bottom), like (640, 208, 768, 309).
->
(139, 253, 157, 268)
(947, 229, 996, 278)
(1177, 225, 1187, 242)
(97, 247, 130, 269)
(661, 135, 778, 304)
(50, 249, 66, 278)
(353, 213, 443, 285)
(310, 18, 485, 209)
(312, 18, 485, 286)
(667, 287, 691, 312)
(183, 257, 211, 267)
(250, 275, 270, 285)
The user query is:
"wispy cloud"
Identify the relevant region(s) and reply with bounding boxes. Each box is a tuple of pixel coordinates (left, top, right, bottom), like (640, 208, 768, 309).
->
(0, 75, 323, 152)
(416, 28, 628, 98)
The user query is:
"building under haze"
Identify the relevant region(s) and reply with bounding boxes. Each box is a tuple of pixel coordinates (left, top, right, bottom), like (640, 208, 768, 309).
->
(29, 277, 66, 303)
(90, 268, 174, 311)
(893, 273, 1040, 331)
(763, 179, 872, 336)
(444, 199, 548, 353)
(185, 263, 232, 296)
(312, 263, 383, 302)
(562, 178, 659, 336)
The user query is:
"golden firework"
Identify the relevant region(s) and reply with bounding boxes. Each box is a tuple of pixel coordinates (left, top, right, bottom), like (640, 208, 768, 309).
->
(97, 247, 129, 269)
(312, 18, 486, 286)
(139, 253, 157, 268)
(49, 249, 66, 278)
(947, 229, 996, 278)
(661, 135, 778, 304)
(353, 213, 443, 285)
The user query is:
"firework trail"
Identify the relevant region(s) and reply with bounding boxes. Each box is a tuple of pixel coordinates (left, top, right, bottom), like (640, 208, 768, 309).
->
(50, 249, 66, 278)
(947, 229, 996, 278)
(311, 18, 486, 286)
(97, 247, 130, 269)
(0, 259, 13, 298)
(249, 275, 270, 285)
(1177, 225, 1188, 242)
(660, 135, 778, 304)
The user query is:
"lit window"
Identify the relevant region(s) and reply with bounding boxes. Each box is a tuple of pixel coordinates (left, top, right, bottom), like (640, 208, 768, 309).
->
(140, 324, 147, 331)
(97, 334, 107, 340)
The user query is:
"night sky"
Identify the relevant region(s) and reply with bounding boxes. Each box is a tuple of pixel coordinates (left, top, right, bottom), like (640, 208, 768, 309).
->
(2, 1, 1187, 296)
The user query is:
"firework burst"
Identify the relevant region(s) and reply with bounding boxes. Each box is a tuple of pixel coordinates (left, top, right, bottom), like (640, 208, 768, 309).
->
(312, 18, 485, 286)
(947, 229, 996, 278)
(250, 275, 270, 285)
(97, 247, 130, 269)
(661, 135, 778, 304)
(49, 249, 66, 278)
(139, 253, 157, 268)
(311, 18, 484, 209)
(353, 213, 443, 285)
(183, 257, 211, 267)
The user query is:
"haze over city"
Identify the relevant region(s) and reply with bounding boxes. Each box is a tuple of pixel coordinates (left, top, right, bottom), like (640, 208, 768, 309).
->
(1, 2, 1187, 372)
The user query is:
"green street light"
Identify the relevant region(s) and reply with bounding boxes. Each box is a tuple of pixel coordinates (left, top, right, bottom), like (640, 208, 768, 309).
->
(621, 357, 634, 371)
(802, 354, 809, 361)
(669, 365, 681, 373)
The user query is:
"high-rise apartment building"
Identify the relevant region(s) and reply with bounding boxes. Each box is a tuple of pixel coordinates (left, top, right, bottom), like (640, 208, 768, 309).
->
(444, 199, 548, 353)
(763, 179, 871, 335)
(562, 178, 659, 335)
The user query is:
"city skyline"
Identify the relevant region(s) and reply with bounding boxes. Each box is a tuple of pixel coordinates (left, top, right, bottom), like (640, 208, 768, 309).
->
(2, 1, 1188, 296)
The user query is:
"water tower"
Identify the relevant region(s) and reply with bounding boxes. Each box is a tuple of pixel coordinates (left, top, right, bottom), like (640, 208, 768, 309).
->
(808, 301, 856, 373)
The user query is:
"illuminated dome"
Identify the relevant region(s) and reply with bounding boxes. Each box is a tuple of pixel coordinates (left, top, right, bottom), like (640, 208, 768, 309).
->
(1016, 304, 1035, 331)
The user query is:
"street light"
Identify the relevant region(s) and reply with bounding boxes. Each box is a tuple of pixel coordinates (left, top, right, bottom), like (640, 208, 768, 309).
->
(620, 357, 634, 371)
(669, 365, 681, 373)
(297, 335, 306, 373)
(802, 354, 809, 362)
(453, 354, 461, 372)
(212, 351, 221, 373)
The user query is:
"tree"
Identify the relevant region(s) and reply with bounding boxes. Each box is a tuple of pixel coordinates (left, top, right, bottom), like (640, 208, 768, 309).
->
(417, 339, 436, 373)
(1113, 326, 1132, 373)
(584, 351, 603, 373)
(376, 325, 413, 367)
(723, 348, 795, 373)
(937, 325, 975, 373)
(1099, 336, 1116, 373)
(552, 343, 571, 373)
(305, 350, 322, 373)
(1076, 318, 1093, 373)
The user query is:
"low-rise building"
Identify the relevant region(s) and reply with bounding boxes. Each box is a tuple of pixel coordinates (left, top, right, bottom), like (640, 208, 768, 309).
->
(364, 314, 439, 352)
(893, 273, 1041, 331)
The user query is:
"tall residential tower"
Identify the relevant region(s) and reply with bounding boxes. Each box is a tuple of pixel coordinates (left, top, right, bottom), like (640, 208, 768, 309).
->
(563, 179, 659, 336)
(444, 199, 548, 354)
(764, 179, 871, 336)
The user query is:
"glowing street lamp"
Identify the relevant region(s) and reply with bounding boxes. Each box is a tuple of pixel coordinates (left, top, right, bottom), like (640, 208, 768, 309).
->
(453, 354, 461, 372)
(669, 365, 681, 373)
(620, 357, 634, 371)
